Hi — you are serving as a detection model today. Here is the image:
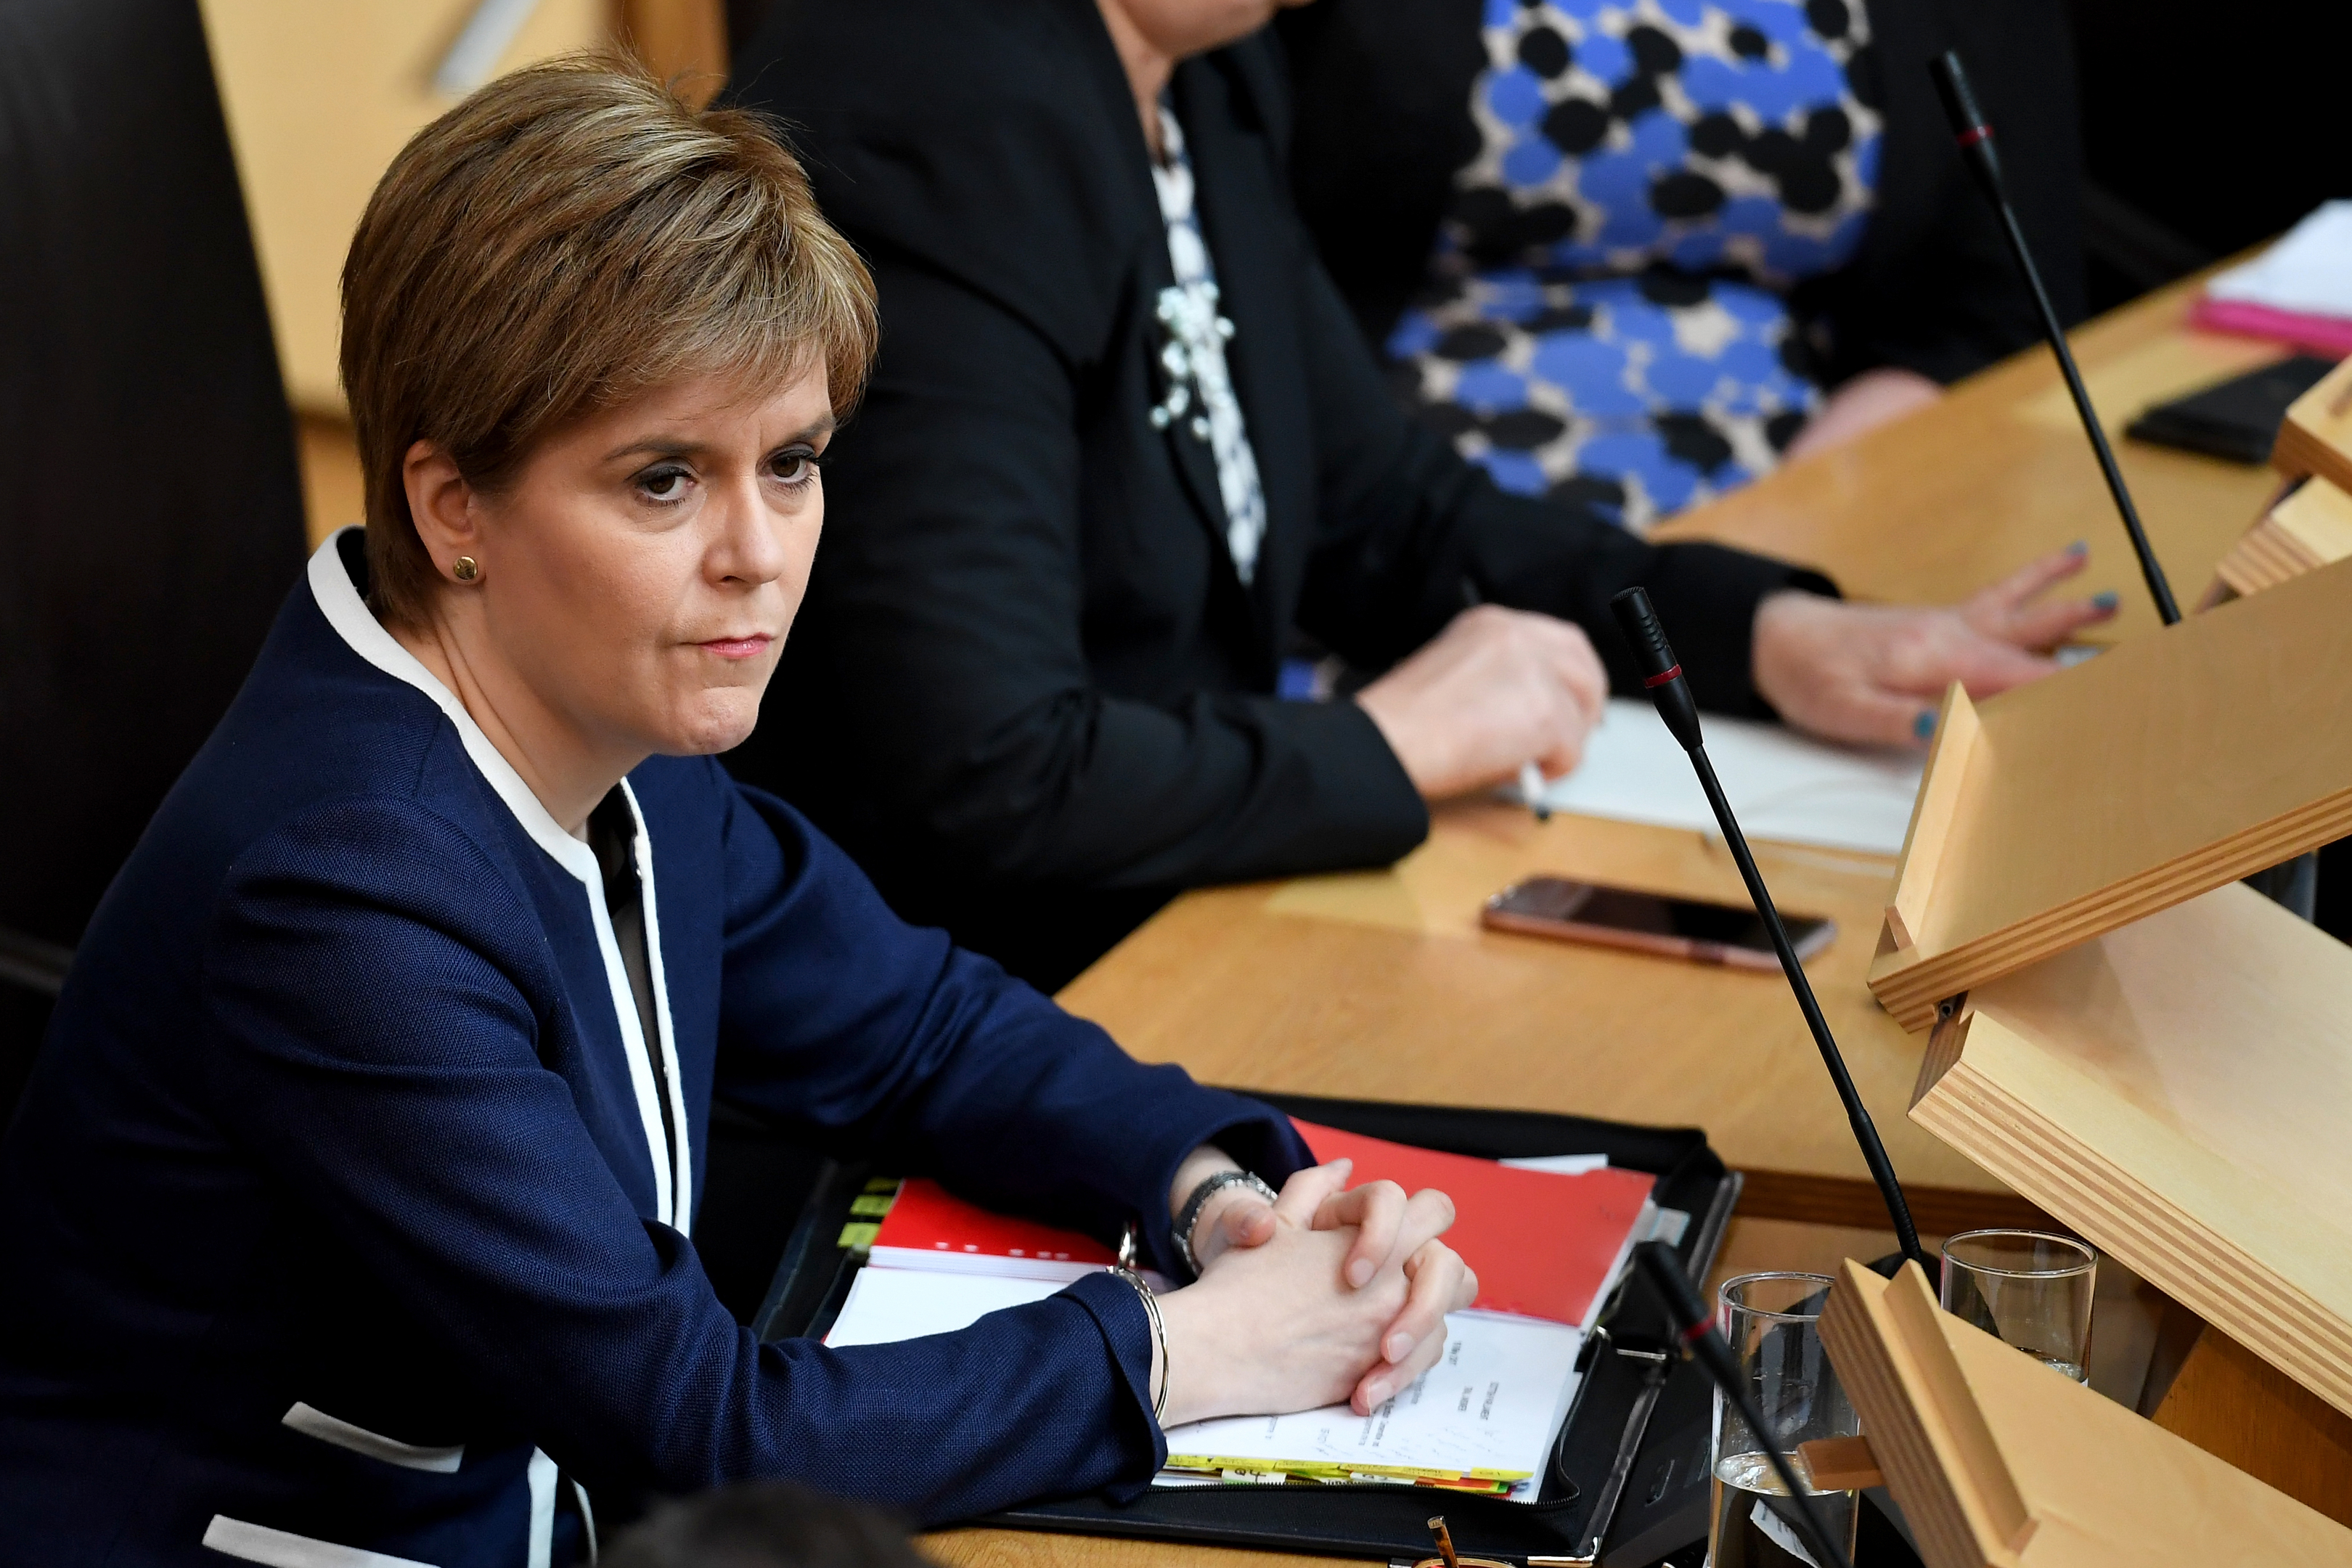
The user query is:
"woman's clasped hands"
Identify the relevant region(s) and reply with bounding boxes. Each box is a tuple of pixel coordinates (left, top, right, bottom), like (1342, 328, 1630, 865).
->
(1149, 1159, 1478, 1429)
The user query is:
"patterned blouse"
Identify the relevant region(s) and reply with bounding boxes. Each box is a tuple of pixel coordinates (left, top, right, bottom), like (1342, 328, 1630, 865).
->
(1385, 0, 1883, 531)
(1153, 103, 1269, 584)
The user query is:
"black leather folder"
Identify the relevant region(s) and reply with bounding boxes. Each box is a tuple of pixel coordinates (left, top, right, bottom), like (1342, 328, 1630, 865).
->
(753, 1092, 1742, 1567)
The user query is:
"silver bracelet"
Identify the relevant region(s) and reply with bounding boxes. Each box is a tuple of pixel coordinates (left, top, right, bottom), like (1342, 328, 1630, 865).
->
(1174, 1169, 1278, 1278)
(1109, 1266, 1169, 1424)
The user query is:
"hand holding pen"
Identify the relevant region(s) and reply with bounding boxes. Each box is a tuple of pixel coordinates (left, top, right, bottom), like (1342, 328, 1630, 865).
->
(1354, 587, 1606, 812)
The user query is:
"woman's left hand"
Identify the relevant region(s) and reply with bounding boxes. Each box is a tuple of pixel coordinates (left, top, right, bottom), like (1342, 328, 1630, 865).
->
(1172, 1146, 1282, 1273)
(1751, 544, 2118, 748)
(1175, 1148, 1472, 1412)
(1179, 1153, 1445, 1294)
(1307, 1181, 1469, 1413)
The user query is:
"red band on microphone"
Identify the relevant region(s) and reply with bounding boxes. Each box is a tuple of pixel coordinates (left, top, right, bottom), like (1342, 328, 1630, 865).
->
(1681, 1317, 1712, 1346)
(1643, 664, 1683, 689)
(1956, 124, 1990, 148)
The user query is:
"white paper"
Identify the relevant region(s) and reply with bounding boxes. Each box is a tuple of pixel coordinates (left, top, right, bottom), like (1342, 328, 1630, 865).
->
(1530, 698, 1922, 857)
(1496, 1153, 1610, 1175)
(823, 1265, 1064, 1348)
(1159, 1311, 1583, 1484)
(2207, 201, 2352, 320)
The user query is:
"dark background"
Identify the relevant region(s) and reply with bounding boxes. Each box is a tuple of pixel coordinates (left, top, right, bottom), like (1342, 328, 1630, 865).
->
(2069, 0, 2345, 309)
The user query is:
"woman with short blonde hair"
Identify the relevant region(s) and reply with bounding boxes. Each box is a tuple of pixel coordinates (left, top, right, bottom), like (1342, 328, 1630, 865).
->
(0, 58, 1471, 1567)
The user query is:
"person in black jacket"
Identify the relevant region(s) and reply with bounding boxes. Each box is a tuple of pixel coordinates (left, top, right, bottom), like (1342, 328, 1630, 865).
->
(1279, 0, 2091, 528)
(724, 0, 2108, 988)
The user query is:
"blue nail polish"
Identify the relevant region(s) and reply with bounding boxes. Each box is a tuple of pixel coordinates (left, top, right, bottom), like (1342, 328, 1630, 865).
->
(2068, 539, 2089, 555)
(1914, 710, 1937, 741)
(2092, 590, 2119, 611)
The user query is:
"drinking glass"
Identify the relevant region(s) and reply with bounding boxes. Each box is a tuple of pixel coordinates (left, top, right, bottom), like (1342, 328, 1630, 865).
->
(1707, 1273, 1861, 1568)
(1939, 1229, 2096, 1382)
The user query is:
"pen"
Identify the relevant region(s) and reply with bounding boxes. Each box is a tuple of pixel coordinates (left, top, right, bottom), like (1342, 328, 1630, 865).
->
(1519, 761, 1551, 823)
(1461, 577, 1553, 825)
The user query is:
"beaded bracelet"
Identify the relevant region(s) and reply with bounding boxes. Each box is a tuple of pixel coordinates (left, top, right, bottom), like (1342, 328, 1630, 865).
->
(1174, 1169, 1278, 1278)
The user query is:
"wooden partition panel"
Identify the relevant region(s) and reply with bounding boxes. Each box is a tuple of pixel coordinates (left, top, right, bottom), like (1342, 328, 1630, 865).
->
(1868, 553, 2352, 1029)
(1818, 1261, 2351, 1567)
(1909, 883, 2352, 1421)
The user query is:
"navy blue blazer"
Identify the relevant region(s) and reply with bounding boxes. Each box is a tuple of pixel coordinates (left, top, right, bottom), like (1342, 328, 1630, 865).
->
(0, 530, 1310, 1567)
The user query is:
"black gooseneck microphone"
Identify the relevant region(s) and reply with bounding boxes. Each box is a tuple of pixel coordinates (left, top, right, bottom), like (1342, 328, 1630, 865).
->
(1935, 55, 2323, 915)
(1929, 50, 2181, 627)
(1609, 588, 1927, 1270)
(1632, 1243, 1857, 1568)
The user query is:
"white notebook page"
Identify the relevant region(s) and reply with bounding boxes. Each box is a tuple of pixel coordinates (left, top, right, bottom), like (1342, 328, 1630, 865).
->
(825, 1267, 1582, 1487)
(1531, 698, 1922, 856)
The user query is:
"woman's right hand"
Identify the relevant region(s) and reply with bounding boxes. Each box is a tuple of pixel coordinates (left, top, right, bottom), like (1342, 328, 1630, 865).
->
(1355, 604, 1607, 801)
(1151, 1161, 1477, 1429)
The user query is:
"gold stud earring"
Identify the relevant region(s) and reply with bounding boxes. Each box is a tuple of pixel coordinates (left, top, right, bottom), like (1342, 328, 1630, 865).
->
(452, 556, 479, 583)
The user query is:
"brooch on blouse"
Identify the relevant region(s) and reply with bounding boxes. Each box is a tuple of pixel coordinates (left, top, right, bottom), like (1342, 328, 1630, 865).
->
(1148, 282, 1233, 443)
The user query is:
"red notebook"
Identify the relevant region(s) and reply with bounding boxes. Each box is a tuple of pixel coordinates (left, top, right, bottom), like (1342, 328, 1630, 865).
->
(1291, 1119, 1656, 1330)
(868, 1177, 1119, 1284)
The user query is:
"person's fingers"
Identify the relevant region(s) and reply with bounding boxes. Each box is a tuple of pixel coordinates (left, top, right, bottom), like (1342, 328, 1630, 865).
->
(1352, 1242, 1475, 1413)
(1801, 680, 1946, 749)
(1933, 635, 2058, 697)
(1873, 617, 2059, 698)
(1519, 629, 1604, 776)
(1352, 1328, 1440, 1415)
(1371, 1235, 1469, 1374)
(1313, 1179, 1408, 1289)
(1375, 1223, 1465, 1362)
(1532, 681, 1595, 779)
(1539, 621, 1609, 726)
(1996, 591, 2118, 651)
(1271, 1159, 1352, 1225)
(1534, 727, 1587, 783)
(1388, 1187, 1458, 1263)
(1824, 629, 2055, 745)
(1212, 1194, 1278, 1254)
(1973, 542, 2091, 618)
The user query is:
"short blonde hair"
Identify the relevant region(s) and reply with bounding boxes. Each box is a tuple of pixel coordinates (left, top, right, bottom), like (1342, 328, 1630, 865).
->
(340, 54, 877, 626)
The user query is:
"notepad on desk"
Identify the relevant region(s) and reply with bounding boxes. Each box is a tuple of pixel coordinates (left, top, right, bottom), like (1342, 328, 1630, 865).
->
(1525, 697, 1924, 857)
(821, 1122, 1659, 1497)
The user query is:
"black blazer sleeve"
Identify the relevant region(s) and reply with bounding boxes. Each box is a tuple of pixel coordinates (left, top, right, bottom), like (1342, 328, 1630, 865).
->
(788, 253, 1429, 894)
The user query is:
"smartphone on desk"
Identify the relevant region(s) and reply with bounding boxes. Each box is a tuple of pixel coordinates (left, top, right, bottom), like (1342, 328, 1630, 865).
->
(1482, 875, 1834, 971)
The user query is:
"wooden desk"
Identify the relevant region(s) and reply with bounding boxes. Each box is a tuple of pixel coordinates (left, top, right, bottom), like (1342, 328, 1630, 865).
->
(1066, 804, 2016, 1229)
(927, 280, 2290, 1567)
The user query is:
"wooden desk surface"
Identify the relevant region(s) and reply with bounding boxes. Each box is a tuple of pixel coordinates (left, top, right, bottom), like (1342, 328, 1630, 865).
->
(1064, 802, 2014, 1224)
(943, 278, 2290, 1568)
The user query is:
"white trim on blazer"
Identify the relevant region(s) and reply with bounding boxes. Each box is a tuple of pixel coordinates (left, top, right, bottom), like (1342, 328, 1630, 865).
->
(306, 530, 691, 1233)
(202, 1516, 436, 1568)
(281, 1402, 463, 1474)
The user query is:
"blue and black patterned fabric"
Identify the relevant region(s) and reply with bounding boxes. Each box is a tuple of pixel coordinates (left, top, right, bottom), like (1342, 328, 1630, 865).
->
(1386, 0, 1883, 531)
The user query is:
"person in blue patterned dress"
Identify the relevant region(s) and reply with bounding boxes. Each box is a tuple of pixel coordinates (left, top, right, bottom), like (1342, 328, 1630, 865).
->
(1283, 0, 2089, 530)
